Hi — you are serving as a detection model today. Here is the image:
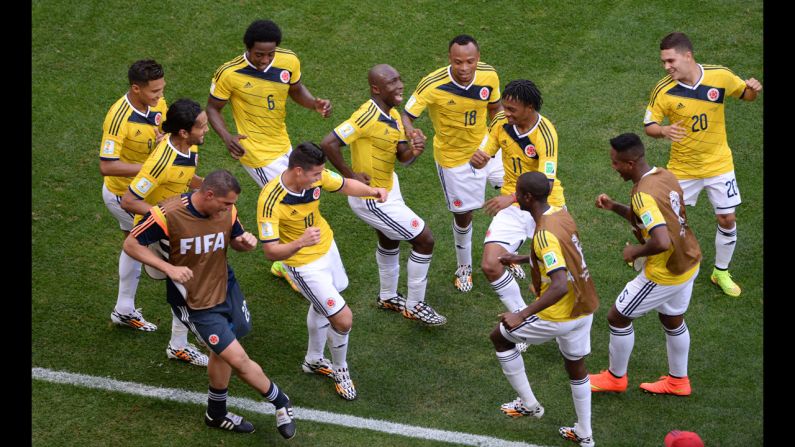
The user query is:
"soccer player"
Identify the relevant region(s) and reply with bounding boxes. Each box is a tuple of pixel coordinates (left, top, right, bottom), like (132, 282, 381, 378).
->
(207, 19, 332, 290)
(319, 64, 446, 326)
(120, 99, 209, 367)
(491, 171, 598, 447)
(100, 59, 167, 334)
(643, 32, 762, 297)
(257, 142, 388, 401)
(401, 34, 504, 292)
(590, 133, 701, 397)
(470, 79, 565, 313)
(123, 169, 296, 439)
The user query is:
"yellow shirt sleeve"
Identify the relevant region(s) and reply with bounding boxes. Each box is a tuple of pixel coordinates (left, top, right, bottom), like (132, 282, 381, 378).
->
(321, 169, 344, 192)
(534, 229, 567, 276)
(632, 191, 666, 238)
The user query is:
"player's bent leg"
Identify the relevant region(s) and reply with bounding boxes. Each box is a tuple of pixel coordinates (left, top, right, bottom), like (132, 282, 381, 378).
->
(712, 212, 740, 297)
(590, 305, 631, 393)
(374, 231, 403, 310)
(327, 306, 356, 401)
(492, 324, 544, 419)
(639, 313, 692, 396)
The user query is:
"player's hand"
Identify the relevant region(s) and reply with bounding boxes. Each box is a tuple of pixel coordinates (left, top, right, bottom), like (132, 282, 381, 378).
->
(662, 121, 686, 142)
(499, 311, 524, 330)
(745, 77, 763, 93)
(469, 149, 490, 169)
(497, 253, 527, 266)
(315, 98, 332, 118)
(235, 232, 257, 250)
(224, 134, 248, 159)
(166, 265, 193, 283)
(353, 172, 371, 185)
(154, 130, 166, 145)
(299, 227, 322, 248)
(371, 187, 389, 203)
(484, 194, 514, 216)
(622, 244, 637, 263)
(595, 193, 614, 210)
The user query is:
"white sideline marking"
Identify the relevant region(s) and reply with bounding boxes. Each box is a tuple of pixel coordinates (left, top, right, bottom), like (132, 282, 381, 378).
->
(33, 367, 547, 447)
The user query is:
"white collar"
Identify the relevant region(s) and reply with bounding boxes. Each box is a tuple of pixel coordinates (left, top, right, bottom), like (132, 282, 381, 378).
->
(447, 66, 476, 90)
(513, 114, 543, 137)
(124, 93, 149, 117)
(676, 64, 704, 90)
(167, 136, 191, 157)
(244, 52, 274, 73)
(279, 173, 307, 196)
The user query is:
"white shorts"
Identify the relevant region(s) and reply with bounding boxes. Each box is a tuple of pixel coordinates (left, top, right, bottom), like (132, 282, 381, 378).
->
(348, 173, 425, 241)
(102, 183, 134, 231)
(487, 149, 505, 189)
(500, 314, 593, 361)
(484, 204, 535, 252)
(615, 268, 699, 319)
(679, 171, 741, 215)
(436, 161, 489, 212)
(242, 149, 292, 189)
(285, 240, 349, 317)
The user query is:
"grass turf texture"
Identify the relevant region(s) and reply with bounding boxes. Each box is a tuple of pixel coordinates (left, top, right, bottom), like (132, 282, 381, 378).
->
(32, 1, 762, 446)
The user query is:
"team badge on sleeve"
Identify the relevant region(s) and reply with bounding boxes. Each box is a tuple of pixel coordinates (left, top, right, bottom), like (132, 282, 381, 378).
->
(479, 87, 490, 100)
(544, 161, 556, 175)
(640, 211, 653, 228)
(338, 123, 355, 139)
(543, 252, 558, 268)
(102, 140, 115, 155)
(405, 95, 417, 110)
(135, 177, 153, 195)
(260, 222, 274, 238)
(280, 70, 291, 83)
(644, 109, 653, 124)
(328, 170, 342, 181)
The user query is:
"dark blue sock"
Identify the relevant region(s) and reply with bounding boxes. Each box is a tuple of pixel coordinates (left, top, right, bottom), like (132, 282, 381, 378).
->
(207, 386, 228, 419)
(263, 381, 289, 408)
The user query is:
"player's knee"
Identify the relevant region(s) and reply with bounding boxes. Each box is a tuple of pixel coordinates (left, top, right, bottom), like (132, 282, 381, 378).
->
(412, 228, 434, 253)
(490, 325, 511, 351)
(716, 213, 736, 228)
(606, 305, 631, 328)
(330, 306, 352, 333)
(481, 255, 503, 279)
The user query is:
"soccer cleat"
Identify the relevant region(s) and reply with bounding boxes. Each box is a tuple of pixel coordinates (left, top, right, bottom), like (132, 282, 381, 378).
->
(589, 370, 627, 393)
(401, 301, 447, 326)
(302, 357, 333, 377)
(500, 397, 544, 419)
(167, 343, 209, 367)
(111, 308, 157, 332)
(559, 423, 595, 447)
(710, 268, 741, 297)
(454, 264, 473, 292)
(639, 375, 691, 396)
(376, 292, 406, 312)
(331, 367, 357, 400)
(205, 411, 255, 433)
(274, 401, 297, 439)
(271, 261, 300, 292)
(506, 263, 526, 280)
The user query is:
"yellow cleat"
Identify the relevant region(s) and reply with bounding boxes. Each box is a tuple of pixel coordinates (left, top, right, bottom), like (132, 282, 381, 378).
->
(710, 268, 741, 297)
(271, 261, 300, 292)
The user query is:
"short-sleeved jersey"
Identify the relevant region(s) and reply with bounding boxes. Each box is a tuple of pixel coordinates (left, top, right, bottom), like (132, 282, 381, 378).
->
(532, 207, 599, 322)
(480, 112, 565, 206)
(100, 94, 168, 196)
(256, 169, 344, 267)
(128, 137, 199, 223)
(131, 193, 244, 310)
(333, 99, 408, 194)
(630, 167, 702, 285)
(644, 64, 747, 179)
(404, 63, 500, 168)
(210, 50, 302, 169)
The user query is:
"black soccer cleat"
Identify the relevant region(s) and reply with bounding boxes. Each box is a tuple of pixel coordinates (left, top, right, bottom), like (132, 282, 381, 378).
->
(204, 411, 255, 433)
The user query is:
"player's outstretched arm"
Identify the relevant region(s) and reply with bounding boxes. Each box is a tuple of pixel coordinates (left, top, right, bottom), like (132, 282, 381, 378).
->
(741, 78, 763, 101)
(206, 96, 247, 159)
(319, 132, 359, 179)
(231, 232, 257, 252)
(340, 178, 388, 202)
(288, 81, 331, 117)
(396, 136, 425, 166)
(595, 193, 633, 222)
(99, 159, 142, 177)
(120, 189, 155, 216)
(123, 234, 193, 283)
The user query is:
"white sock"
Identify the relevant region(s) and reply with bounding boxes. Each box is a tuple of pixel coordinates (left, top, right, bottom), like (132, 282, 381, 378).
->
(328, 326, 349, 371)
(169, 310, 188, 348)
(570, 376, 592, 437)
(490, 270, 527, 312)
(665, 321, 690, 377)
(715, 224, 737, 270)
(496, 348, 539, 408)
(406, 251, 432, 309)
(115, 250, 141, 315)
(608, 323, 634, 377)
(376, 244, 400, 299)
(306, 306, 330, 361)
(452, 220, 472, 267)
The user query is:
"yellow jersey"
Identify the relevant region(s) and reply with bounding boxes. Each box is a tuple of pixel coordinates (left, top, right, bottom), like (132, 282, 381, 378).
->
(256, 169, 345, 267)
(333, 99, 407, 194)
(404, 63, 501, 168)
(128, 137, 199, 224)
(210, 49, 302, 169)
(480, 112, 565, 205)
(644, 64, 747, 179)
(100, 95, 167, 196)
